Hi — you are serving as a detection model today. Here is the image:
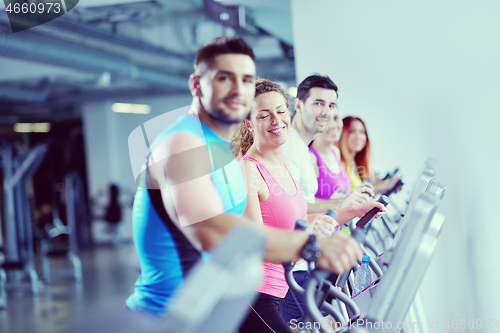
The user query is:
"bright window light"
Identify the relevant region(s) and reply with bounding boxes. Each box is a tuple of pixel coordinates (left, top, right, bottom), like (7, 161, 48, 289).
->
(13, 123, 51, 133)
(112, 103, 151, 114)
(287, 87, 298, 97)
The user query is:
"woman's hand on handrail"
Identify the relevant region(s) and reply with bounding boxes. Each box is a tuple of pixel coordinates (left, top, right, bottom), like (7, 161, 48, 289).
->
(316, 233, 363, 274)
(306, 214, 338, 238)
(340, 185, 374, 208)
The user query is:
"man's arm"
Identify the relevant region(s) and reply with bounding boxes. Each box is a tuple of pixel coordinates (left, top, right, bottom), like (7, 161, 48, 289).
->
(155, 132, 361, 272)
(306, 182, 377, 214)
(153, 132, 307, 261)
(307, 199, 387, 227)
(306, 198, 344, 214)
(310, 151, 319, 178)
(336, 200, 387, 225)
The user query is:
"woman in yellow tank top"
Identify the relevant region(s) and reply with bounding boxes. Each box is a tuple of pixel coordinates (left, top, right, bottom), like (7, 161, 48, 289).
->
(338, 116, 401, 194)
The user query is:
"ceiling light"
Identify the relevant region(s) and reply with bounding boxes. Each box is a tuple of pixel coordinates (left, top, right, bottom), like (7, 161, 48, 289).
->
(13, 123, 51, 133)
(112, 103, 151, 114)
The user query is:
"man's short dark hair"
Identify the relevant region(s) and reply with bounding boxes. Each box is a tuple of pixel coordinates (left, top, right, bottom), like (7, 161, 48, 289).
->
(195, 36, 255, 75)
(296, 74, 338, 101)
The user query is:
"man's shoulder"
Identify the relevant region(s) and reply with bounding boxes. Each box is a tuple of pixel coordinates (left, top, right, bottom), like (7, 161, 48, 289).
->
(148, 120, 208, 172)
(283, 127, 309, 160)
(285, 127, 301, 143)
(150, 115, 208, 154)
(159, 114, 205, 142)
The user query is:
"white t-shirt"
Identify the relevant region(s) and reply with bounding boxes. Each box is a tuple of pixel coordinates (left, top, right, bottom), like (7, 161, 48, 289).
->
(283, 128, 317, 203)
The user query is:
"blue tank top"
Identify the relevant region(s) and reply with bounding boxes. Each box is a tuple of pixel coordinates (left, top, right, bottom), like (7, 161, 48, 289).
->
(126, 114, 247, 319)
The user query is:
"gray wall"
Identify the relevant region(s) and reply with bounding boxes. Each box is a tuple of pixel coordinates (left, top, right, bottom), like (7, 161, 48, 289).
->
(81, 94, 192, 242)
(292, 0, 500, 323)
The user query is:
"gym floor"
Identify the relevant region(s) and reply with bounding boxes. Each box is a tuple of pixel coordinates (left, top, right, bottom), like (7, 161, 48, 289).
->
(0, 244, 139, 333)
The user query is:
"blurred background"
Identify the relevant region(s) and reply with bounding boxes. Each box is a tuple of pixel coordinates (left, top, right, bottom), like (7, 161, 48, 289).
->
(0, 0, 499, 332)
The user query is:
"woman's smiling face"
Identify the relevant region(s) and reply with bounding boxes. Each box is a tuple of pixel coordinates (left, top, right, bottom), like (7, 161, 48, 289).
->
(318, 106, 342, 144)
(346, 119, 367, 153)
(247, 91, 291, 148)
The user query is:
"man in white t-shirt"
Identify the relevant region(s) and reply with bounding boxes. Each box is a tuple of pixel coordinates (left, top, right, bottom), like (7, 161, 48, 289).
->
(283, 74, 372, 213)
(282, 75, 376, 325)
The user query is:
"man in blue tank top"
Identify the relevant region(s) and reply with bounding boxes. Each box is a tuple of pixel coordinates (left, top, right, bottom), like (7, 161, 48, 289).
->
(125, 36, 366, 323)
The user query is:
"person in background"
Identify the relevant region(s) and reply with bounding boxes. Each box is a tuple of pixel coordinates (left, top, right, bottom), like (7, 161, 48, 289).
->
(280, 75, 385, 329)
(339, 116, 402, 195)
(282, 75, 374, 214)
(104, 184, 122, 245)
(310, 107, 371, 203)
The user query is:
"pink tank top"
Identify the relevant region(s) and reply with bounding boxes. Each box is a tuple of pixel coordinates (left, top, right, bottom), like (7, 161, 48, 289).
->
(241, 156, 307, 298)
(309, 146, 352, 200)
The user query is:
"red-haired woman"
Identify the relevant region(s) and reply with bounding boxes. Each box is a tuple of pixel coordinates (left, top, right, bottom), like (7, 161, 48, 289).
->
(338, 116, 401, 195)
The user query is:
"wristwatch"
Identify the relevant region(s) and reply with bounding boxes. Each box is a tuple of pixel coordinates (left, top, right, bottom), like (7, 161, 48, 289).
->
(300, 234, 321, 262)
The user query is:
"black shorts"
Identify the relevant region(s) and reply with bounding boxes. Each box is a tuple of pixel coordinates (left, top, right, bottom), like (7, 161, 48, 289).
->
(239, 292, 292, 333)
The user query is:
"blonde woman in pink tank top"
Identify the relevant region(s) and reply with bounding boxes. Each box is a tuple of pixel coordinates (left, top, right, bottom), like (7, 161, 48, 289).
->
(233, 79, 338, 333)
